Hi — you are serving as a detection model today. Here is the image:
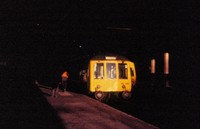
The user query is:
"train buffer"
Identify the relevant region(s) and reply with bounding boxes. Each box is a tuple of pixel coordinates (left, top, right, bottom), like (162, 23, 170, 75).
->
(39, 87, 159, 129)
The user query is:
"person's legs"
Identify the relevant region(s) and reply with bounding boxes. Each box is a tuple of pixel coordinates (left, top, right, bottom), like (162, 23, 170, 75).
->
(64, 81, 67, 92)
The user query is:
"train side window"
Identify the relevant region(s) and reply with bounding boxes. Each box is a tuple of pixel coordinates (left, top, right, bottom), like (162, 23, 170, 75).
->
(118, 63, 128, 79)
(94, 63, 104, 79)
(130, 68, 134, 76)
(106, 63, 116, 79)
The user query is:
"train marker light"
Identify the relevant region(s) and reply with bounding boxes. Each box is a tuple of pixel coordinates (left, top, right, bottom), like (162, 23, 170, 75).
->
(122, 84, 126, 90)
(96, 85, 101, 89)
(95, 91, 104, 100)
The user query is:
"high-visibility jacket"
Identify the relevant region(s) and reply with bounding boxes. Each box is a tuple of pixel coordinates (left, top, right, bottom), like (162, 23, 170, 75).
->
(61, 71, 69, 80)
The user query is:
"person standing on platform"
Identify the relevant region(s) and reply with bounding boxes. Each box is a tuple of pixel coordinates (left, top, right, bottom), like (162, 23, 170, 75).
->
(51, 73, 60, 97)
(52, 82, 60, 97)
(61, 71, 69, 92)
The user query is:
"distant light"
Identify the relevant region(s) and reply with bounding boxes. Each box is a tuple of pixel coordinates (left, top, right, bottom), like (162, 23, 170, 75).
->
(79, 45, 82, 48)
(36, 23, 40, 26)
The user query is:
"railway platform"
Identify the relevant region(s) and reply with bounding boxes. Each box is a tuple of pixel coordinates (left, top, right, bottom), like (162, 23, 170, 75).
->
(39, 87, 159, 129)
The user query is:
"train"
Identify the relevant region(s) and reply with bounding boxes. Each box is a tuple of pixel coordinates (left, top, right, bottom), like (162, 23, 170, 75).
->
(80, 54, 136, 101)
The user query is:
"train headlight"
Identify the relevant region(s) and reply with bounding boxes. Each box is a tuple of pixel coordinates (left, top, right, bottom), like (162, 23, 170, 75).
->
(95, 91, 104, 100)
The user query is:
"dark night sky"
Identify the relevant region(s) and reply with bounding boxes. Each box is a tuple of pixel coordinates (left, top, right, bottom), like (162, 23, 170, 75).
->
(0, 0, 199, 85)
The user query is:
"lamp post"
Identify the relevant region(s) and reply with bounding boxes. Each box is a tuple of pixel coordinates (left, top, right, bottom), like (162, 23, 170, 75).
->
(150, 59, 156, 86)
(164, 52, 171, 88)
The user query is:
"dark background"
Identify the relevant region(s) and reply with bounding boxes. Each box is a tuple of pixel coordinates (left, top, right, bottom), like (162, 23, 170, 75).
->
(0, 1, 199, 129)
(1, 0, 199, 87)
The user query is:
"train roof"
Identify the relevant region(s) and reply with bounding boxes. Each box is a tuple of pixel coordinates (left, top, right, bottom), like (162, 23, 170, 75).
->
(91, 54, 129, 61)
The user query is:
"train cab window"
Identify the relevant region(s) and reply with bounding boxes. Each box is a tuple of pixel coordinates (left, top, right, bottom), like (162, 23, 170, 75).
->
(118, 63, 128, 79)
(106, 63, 116, 79)
(94, 63, 104, 79)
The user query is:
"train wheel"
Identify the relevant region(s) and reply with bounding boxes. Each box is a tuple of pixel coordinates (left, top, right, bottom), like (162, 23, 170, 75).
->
(122, 91, 131, 99)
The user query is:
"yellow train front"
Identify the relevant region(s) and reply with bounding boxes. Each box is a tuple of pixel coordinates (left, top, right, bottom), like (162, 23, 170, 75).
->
(86, 55, 136, 101)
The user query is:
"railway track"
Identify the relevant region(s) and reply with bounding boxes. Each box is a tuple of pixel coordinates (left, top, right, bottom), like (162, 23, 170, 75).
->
(105, 86, 199, 129)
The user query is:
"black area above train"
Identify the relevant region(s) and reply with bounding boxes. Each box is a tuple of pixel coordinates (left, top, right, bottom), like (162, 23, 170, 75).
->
(91, 53, 129, 61)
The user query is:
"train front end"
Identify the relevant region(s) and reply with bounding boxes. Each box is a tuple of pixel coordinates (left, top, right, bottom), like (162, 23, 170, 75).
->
(88, 55, 136, 101)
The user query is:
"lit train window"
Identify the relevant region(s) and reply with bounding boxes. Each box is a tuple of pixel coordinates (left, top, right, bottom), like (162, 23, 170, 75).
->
(118, 63, 128, 79)
(94, 63, 104, 79)
(106, 63, 116, 79)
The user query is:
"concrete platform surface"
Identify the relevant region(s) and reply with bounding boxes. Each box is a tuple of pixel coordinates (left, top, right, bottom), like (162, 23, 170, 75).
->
(40, 87, 159, 129)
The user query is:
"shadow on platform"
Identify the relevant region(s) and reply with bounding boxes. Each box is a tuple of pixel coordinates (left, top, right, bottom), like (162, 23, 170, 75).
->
(0, 78, 66, 129)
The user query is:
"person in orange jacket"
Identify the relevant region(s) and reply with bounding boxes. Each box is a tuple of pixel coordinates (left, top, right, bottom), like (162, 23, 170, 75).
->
(61, 71, 69, 92)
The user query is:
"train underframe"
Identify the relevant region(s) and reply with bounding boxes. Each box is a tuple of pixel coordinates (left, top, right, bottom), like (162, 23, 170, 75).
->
(93, 91, 132, 102)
